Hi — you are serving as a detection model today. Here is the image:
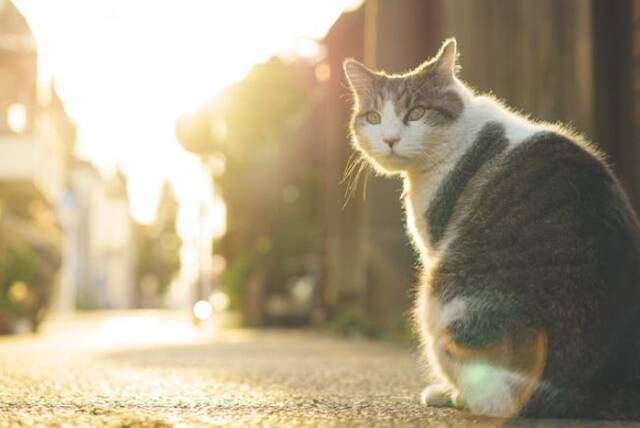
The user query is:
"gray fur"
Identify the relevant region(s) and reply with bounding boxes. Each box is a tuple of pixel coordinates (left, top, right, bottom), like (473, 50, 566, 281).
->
(345, 60, 463, 128)
(429, 128, 640, 419)
(426, 122, 508, 246)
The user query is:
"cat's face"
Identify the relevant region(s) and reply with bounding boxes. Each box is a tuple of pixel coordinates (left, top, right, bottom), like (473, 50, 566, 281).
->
(344, 39, 464, 174)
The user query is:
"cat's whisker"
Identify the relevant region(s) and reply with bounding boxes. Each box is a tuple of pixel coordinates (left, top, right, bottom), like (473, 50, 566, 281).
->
(341, 152, 361, 198)
(342, 156, 368, 208)
(340, 150, 361, 185)
(361, 166, 370, 201)
(341, 156, 364, 201)
(339, 91, 355, 102)
(346, 158, 365, 198)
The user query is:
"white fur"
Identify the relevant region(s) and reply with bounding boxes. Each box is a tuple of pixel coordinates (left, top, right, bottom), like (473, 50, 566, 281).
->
(437, 297, 467, 330)
(358, 99, 436, 174)
(381, 100, 402, 141)
(419, 291, 529, 417)
(404, 82, 542, 258)
(460, 363, 518, 417)
(421, 383, 459, 407)
(465, 95, 538, 146)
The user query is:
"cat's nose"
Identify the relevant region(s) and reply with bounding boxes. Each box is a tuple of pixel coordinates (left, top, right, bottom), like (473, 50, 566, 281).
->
(384, 136, 400, 147)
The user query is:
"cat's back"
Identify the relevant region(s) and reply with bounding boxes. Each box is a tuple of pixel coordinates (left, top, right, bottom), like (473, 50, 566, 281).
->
(431, 121, 640, 287)
(428, 122, 640, 379)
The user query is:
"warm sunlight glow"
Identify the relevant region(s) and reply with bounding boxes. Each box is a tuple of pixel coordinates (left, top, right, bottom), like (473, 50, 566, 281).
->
(209, 290, 230, 312)
(6, 103, 27, 134)
(14, 0, 363, 284)
(193, 300, 213, 321)
(16, 0, 362, 224)
(315, 62, 332, 82)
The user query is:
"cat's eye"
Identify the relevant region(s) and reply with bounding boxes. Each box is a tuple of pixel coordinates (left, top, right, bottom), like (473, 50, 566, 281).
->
(407, 106, 426, 121)
(365, 111, 381, 124)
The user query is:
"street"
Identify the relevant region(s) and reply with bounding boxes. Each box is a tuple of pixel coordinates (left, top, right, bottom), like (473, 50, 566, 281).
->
(0, 311, 635, 427)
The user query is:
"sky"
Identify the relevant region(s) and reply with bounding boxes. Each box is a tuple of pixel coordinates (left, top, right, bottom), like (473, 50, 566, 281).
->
(14, 0, 363, 243)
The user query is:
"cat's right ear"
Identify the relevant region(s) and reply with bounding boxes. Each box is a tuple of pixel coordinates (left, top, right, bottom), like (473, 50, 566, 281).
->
(343, 59, 375, 101)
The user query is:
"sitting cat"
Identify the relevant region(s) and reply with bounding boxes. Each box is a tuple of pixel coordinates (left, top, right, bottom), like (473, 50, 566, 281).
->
(343, 38, 640, 420)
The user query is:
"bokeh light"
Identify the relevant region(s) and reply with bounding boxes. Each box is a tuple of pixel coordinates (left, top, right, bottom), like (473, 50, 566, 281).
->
(193, 300, 213, 321)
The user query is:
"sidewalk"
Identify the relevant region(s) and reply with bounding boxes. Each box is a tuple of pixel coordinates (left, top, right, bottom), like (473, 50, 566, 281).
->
(0, 311, 634, 427)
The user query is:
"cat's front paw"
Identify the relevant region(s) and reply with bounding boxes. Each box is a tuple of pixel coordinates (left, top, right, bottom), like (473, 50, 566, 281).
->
(420, 384, 465, 408)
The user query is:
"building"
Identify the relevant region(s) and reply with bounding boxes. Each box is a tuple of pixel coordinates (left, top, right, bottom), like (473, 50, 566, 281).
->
(0, 0, 71, 205)
(0, 1, 139, 313)
(58, 164, 136, 310)
(0, 0, 74, 330)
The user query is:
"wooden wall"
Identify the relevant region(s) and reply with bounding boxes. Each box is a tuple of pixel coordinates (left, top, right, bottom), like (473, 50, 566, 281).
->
(443, 0, 639, 211)
(633, 0, 640, 212)
(361, 0, 446, 332)
(442, 0, 594, 135)
(320, 0, 445, 332)
(592, 0, 638, 212)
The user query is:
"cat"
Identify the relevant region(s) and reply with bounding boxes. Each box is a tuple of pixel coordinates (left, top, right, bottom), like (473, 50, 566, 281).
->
(344, 38, 640, 420)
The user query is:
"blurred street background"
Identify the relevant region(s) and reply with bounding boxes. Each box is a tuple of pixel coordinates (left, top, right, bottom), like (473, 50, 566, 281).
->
(1, 0, 640, 426)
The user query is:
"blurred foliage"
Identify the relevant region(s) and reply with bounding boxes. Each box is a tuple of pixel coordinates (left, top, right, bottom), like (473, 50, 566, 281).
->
(179, 57, 412, 339)
(0, 244, 38, 311)
(0, 207, 60, 332)
(222, 255, 250, 311)
(324, 299, 414, 343)
(177, 59, 312, 158)
(179, 59, 322, 324)
(133, 183, 181, 306)
(134, 226, 180, 295)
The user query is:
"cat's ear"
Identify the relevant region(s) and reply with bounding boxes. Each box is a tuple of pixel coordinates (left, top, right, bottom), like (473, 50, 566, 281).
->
(434, 38, 457, 77)
(343, 59, 376, 101)
(417, 38, 458, 82)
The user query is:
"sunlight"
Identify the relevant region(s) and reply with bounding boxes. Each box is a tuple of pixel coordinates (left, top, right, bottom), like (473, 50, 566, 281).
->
(6, 103, 27, 133)
(193, 300, 213, 321)
(14, 0, 364, 227)
(12, 0, 363, 295)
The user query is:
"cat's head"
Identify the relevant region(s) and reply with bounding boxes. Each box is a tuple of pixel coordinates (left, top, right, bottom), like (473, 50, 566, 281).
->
(344, 38, 468, 175)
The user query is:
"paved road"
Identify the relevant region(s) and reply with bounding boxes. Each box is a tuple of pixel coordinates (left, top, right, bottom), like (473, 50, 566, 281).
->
(0, 311, 636, 427)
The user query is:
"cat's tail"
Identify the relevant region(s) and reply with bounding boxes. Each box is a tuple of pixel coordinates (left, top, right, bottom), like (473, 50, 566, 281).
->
(521, 382, 640, 421)
(593, 384, 640, 421)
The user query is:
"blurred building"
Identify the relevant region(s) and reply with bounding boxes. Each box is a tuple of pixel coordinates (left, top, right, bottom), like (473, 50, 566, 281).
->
(58, 164, 136, 310)
(0, 0, 67, 329)
(0, 0, 137, 315)
(0, 0, 71, 201)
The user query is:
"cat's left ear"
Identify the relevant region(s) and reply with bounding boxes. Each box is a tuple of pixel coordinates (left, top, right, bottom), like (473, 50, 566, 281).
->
(435, 38, 457, 76)
(418, 38, 458, 82)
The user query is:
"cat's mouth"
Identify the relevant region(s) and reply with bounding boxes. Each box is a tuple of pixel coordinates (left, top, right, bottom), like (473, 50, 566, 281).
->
(386, 151, 411, 162)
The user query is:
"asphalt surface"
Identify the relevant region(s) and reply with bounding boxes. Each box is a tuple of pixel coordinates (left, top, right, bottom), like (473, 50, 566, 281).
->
(0, 311, 637, 428)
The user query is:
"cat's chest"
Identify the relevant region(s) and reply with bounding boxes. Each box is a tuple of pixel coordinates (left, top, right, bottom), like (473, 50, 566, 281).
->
(404, 180, 441, 256)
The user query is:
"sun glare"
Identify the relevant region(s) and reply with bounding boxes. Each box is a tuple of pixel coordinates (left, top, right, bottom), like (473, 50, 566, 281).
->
(12, 0, 363, 294)
(14, 0, 363, 228)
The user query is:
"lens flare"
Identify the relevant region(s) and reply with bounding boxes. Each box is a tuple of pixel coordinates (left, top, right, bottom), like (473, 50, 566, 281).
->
(193, 300, 213, 321)
(209, 291, 230, 312)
